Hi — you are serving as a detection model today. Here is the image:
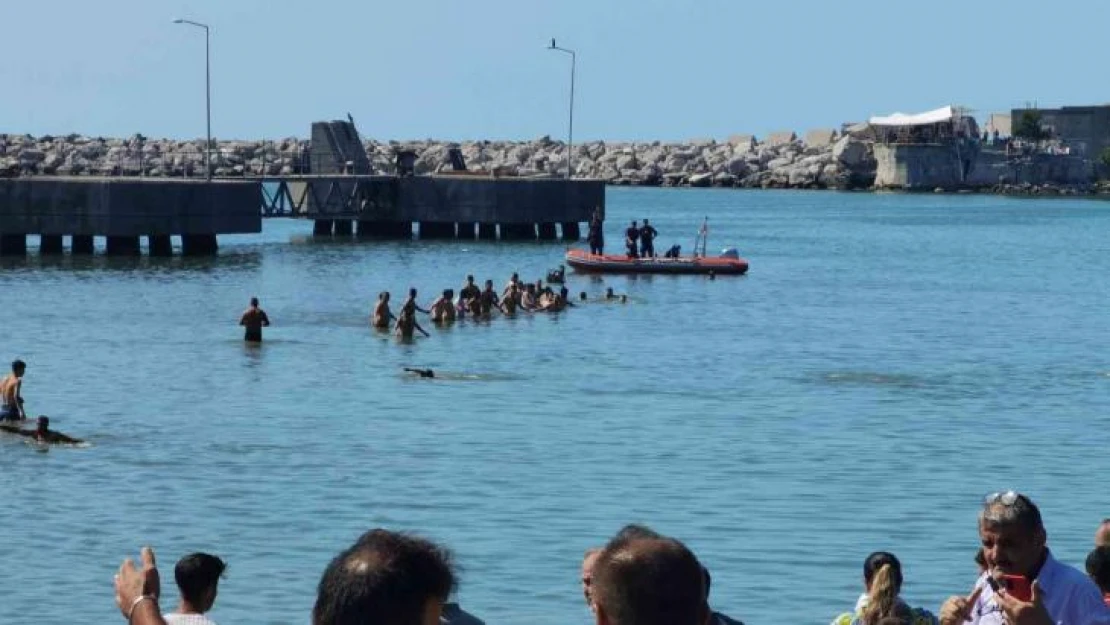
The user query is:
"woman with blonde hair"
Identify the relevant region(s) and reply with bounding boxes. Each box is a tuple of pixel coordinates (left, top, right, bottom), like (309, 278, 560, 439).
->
(831, 552, 937, 625)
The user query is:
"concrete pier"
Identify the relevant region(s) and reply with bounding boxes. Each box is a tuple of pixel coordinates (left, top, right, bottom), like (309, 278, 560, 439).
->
(561, 222, 581, 241)
(313, 220, 333, 236)
(537, 223, 557, 240)
(0, 178, 259, 256)
(477, 223, 497, 240)
(0, 234, 26, 256)
(148, 235, 173, 257)
(71, 235, 94, 255)
(420, 222, 456, 239)
(182, 234, 218, 256)
(357, 220, 412, 239)
(40, 234, 64, 255)
(501, 223, 536, 240)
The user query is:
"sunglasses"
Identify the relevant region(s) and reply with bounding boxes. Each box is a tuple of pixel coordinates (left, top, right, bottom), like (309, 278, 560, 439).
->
(984, 491, 1020, 506)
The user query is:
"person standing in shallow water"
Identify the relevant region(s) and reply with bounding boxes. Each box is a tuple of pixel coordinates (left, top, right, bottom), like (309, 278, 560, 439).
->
(238, 298, 270, 343)
(372, 292, 395, 329)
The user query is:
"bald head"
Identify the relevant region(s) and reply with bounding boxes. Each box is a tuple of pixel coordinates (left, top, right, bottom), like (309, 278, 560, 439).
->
(1097, 519, 1110, 548)
(591, 536, 707, 625)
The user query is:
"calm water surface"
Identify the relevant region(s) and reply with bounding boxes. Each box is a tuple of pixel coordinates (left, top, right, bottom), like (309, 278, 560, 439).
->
(2, 188, 1109, 625)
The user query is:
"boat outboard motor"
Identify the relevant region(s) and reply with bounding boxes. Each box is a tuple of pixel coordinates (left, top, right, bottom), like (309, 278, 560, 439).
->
(719, 248, 740, 260)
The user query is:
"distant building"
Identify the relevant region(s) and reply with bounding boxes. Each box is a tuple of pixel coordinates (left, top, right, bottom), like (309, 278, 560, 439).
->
(1009, 104, 1110, 156)
(985, 113, 1011, 138)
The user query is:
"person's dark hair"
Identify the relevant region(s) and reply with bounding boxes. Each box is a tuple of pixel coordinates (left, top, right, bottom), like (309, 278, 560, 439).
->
(861, 552, 903, 625)
(466, 275, 474, 282)
(37, 416, 48, 428)
(591, 535, 706, 625)
(613, 524, 662, 541)
(980, 492, 1043, 536)
(974, 548, 987, 571)
(11, 359, 25, 371)
(174, 553, 227, 607)
(442, 289, 451, 298)
(313, 529, 456, 625)
(409, 288, 417, 297)
(1086, 546, 1110, 594)
(250, 297, 259, 307)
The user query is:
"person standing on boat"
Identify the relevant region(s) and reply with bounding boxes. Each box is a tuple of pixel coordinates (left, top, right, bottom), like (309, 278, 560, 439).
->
(588, 208, 605, 255)
(639, 219, 658, 258)
(0, 359, 27, 422)
(239, 298, 271, 343)
(625, 220, 640, 258)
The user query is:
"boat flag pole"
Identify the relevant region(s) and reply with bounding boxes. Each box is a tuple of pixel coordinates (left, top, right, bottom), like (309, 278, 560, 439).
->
(699, 216, 709, 258)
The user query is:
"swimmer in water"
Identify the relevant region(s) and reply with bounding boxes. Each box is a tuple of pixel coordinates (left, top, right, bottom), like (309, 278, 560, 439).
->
(430, 289, 456, 323)
(520, 283, 538, 311)
(404, 367, 435, 379)
(605, 287, 616, 300)
(401, 287, 430, 318)
(0, 359, 27, 422)
(479, 280, 503, 317)
(579, 291, 587, 302)
(394, 309, 430, 338)
(238, 297, 270, 343)
(372, 292, 395, 329)
(0, 416, 83, 445)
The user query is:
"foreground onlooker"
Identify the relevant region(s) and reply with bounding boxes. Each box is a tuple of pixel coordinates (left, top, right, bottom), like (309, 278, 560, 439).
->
(939, 491, 1110, 625)
(831, 551, 937, 625)
(165, 553, 226, 625)
(1097, 520, 1110, 548)
(590, 532, 707, 625)
(1087, 547, 1110, 607)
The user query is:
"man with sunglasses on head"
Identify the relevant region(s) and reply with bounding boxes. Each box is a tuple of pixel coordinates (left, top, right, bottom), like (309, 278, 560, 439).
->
(940, 491, 1110, 625)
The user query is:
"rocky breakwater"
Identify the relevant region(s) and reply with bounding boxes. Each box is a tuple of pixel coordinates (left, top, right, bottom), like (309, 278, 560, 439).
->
(0, 133, 879, 189)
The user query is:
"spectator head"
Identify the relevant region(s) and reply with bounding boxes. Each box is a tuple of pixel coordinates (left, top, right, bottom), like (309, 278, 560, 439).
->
(1096, 519, 1110, 548)
(861, 552, 904, 625)
(612, 524, 662, 541)
(590, 535, 707, 625)
(582, 548, 601, 612)
(1086, 546, 1110, 595)
(312, 529, 455, 625)
(979, 491, 1046, 578)
(174, 553, 227, 613)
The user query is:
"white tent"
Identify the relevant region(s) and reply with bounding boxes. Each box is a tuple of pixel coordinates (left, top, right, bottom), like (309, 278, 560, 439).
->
(868, 105, 955, 127)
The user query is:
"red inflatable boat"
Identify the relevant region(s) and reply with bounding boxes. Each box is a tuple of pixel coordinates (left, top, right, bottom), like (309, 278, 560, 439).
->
(565, 248, 749, 275)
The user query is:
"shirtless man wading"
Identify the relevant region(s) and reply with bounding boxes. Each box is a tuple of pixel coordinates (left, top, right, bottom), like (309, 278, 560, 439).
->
(401, 288, 430, 318)
(0, 359, 27, 422)
(372, 292, 395, 329)
(430, 289, 457, 323)
(238, 298, 271, 343)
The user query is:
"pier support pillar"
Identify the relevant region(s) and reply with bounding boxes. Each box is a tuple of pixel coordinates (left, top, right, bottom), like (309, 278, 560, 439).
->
(561, 222, 581, 241)
(71, 235, 94, 255)
(389, 221, 414, 239)
(333, 220, 354, 236)
(148, 235, 173, 257)
(477, 223, 497, 240)
(356, 220, 412, 239)
(182, 234, 218, 256)
(106, 236, 141, 256)
(0, 234, 27, 256)
(457, 223, 476, 239)
(313, 220, 334, 236)
(40, 235, 64, 255)
(420, 222, 456, 239)
(537, 222, 558, 240)
(500, 223, 536, 240)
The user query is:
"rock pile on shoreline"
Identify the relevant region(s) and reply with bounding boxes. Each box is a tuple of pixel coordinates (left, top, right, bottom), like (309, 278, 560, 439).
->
(0, 132, 880, 189)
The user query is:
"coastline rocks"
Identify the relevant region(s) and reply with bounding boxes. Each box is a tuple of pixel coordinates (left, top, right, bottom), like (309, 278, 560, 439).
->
(0, 132, 883, 190)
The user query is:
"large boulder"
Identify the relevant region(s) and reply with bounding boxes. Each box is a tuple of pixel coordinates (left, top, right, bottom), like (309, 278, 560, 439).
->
(832, 136, 869, 168)
(726, 156, 750, 176)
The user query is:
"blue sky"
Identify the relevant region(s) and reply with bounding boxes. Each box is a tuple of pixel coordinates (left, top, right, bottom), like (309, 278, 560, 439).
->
(3, 0, 1109, 142)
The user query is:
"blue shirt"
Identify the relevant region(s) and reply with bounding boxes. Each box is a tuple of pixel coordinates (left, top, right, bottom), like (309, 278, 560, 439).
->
(970, 550, 1110, 625)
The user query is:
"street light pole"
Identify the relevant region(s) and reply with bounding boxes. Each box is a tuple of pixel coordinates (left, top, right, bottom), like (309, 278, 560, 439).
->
(548, 38, 575, 179)
(174, 18, 212, 181)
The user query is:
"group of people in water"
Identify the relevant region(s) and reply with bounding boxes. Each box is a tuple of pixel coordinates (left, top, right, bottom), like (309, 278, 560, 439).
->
(369, 270, 625, 339)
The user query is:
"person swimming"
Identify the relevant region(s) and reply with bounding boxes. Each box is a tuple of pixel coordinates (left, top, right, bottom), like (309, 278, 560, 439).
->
(0, 416, 83, 445)
(403, 368, 435, 379)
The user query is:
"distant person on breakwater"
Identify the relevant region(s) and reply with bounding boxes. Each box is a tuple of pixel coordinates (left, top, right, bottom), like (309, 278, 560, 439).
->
(625, 220, 640, 258)
(639, 219, 658, 258)
(430, 289, 457, 323)
(238, 298, 270, 343)
(1096, 519, 1110, 547)
(939, 491, 1110, 625)
(0, 359, 27, 421)
(372, 292, 395, 329)
(164, 552, 226, 625)
(1086, 547, 1110, 607)
(830, 551, 936, 625)
(0, 416, 83, 444)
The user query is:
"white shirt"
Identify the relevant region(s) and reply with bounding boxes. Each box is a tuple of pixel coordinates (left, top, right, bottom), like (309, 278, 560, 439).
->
(969, 551, 1110, 625)
(163, 613, 218, 625)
